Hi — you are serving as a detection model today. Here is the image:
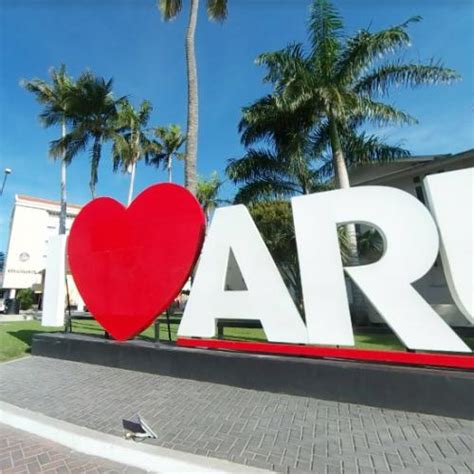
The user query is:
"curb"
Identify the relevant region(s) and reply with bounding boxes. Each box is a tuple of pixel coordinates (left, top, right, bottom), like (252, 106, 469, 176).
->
(0, 401, 272, 473)
(0, 355, 31, 365)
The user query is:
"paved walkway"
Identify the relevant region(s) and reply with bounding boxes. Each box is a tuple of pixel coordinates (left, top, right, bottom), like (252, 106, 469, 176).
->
(0, 357, 472, 473)
(0, 423, 144, 473)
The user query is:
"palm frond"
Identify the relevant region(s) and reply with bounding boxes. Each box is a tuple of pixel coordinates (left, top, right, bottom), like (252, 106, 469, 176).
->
(149, 124, 185, 168)
(112, 134, 134, 172)
(197, 171, 226, 217)
(226, 149, 291, 184)
(353, 96, 417, 126)
(354, 61, 461, 96)
(157, 0, 182, 20)
(22, 65, 75, 127)
(144, 139, 166, 166)
(20, 79, 55, 104)
(38, 106, 64, 127)
(308, 0, 343, 78)
(239, 94, 316, 149)
(233, 179, 301, 204)
(343, 131, 410, 166)
(50, 127, 89, 164)
(315, 129, 410, 181)
(138, 100, 153, 124)
(309, 120, 331, 154)
(207, 0, 227, 22)
(335, 16, 421, 85)
(256, 43, 307, 90)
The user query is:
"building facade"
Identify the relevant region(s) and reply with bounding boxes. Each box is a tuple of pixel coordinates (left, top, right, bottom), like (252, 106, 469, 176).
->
(1, 195, 84, 310)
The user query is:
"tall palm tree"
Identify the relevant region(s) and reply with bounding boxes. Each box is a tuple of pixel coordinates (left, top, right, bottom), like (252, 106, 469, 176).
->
(51, 72, 123, 198)
(157, 0, 228, 195)
(227, 95, 408, 204)
(112, 99, 154, 204)
(22, 65, 75, 234)
(254, 0, 459, 265)
(148, 124, 186, 183)
(196, 171, 225, 223)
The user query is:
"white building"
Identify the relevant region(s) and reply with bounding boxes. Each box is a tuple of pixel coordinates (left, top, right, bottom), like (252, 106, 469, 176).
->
(350, 148, 474, 327)
(1, 195, 84, 310)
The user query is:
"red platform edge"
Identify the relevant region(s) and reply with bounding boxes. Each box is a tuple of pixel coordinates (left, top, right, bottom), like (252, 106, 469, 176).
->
(176, 338, 474, 370)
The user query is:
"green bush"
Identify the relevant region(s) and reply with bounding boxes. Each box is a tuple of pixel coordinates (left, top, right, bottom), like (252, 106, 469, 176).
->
(17, 288, 34, 310)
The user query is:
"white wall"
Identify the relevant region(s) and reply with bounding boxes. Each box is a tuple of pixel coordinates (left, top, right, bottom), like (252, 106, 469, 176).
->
(2, 204, 47, 289)
(2, 196, 84, 311)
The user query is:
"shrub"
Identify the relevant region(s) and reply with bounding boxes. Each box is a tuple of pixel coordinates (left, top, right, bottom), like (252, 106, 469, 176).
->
(17, 288, 34, 310)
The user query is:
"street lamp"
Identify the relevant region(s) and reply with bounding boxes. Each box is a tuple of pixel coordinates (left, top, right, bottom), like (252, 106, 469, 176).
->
(0, 168, 12, 196)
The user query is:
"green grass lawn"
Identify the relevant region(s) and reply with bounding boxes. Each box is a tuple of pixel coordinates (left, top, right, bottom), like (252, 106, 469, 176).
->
(1, 318, 472, 362)
(0, 319, 156, 362)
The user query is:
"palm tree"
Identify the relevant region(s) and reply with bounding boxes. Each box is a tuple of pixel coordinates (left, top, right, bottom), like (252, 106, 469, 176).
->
(51, 72, 123, 198)
(243, 0, 459, 324)
(148, 124, 186, 183)
(157, 0, 228, 195)
(112, 99, 154, 204)
(22, 65, 75, 234)
(254, 0, 459, 265)
(227, 95, 408, 204)
(196, 171, 225, 223)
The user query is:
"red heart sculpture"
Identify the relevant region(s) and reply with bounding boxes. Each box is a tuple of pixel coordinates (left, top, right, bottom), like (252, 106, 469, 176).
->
(67, 183, 205, 341)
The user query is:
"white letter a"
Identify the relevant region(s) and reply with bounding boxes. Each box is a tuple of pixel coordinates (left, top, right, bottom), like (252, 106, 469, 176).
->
(178, 205, 308, 344)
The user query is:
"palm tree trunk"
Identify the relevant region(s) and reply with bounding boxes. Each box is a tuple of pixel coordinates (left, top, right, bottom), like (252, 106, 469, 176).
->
(184, 0, 199, 195)
(127, 161, 136, 205)
(167, 155, 172, 183)
(127, 130, 140, 205)
(90, 136, 102, 199)
(328, 118, 369, 326)
(328, 119, 357, 252)
(59, 119, 67, 235)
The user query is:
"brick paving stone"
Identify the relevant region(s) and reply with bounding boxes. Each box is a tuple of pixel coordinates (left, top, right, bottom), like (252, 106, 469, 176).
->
(0, 356, 473, 473)
(0, 424, 145, 473)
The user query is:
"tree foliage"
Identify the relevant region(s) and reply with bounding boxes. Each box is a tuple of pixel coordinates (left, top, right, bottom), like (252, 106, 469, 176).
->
(196, 171, 226, 222)
(112, 99, 155, 173)
(158, 0, 227, 22)
(248, 201, 302, 309)
(17, 288, 34, 311)
(21, 64, 74, 132)
(229, 0, 459, 204)
(21, 65, 76, 233)
(50, 71, 124, 197)
(248, 200, 352, 312)
(147, 124, 186, 182)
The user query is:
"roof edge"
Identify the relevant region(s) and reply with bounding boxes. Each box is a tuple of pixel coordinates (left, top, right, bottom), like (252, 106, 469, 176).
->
(16, 195, 83, 209)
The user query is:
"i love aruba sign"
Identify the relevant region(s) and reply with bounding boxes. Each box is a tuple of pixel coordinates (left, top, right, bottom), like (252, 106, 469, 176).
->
(65, 168, 473, 358)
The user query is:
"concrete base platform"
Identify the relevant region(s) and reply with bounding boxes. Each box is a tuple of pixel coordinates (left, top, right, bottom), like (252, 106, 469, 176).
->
(32, 332, 474, 420)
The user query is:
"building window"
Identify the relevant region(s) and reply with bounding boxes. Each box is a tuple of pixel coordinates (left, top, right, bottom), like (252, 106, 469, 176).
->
(413, 176, 425, 204)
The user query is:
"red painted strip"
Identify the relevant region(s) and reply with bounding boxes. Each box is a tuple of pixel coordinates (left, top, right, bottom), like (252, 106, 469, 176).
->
(176, 338, 474, 370)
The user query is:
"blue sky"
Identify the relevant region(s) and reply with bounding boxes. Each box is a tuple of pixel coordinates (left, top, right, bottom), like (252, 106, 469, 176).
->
(0, 0, 473, 251)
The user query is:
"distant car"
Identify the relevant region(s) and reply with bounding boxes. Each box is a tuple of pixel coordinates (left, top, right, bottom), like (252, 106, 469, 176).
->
(0, 299, 4, 313)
